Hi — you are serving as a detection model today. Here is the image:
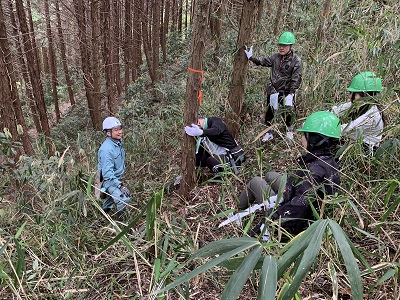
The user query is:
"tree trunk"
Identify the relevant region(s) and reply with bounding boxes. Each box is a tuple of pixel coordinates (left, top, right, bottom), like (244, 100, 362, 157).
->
(55, 0, 75, 106)
(160, 0, 167, 63)
(152, 0, 161, 82)
(178, 0, 183, 32)
(132, 0, 142, 81)
(0, 0, 33, 155)
(15, 0, 51, 137)
(316, 0, 332, 42)
(142, 0, 155, 83)
(44, 0, 61, 123)
(74, 0, 102, 130)
(90, 0, 102, 120)
(225, 0, 260, 138)
(8, 0, 41, 133)
(210, 0, 222, 65)
(179, 0, 211, 198)
(123, 0, 132, 88)
(102, 0, 116, 113)
(273, 0, 284, 35)
(112, 1, 122, 97)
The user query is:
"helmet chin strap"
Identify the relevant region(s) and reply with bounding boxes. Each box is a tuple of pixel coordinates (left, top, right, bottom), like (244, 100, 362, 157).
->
(305, 132, 330, 150)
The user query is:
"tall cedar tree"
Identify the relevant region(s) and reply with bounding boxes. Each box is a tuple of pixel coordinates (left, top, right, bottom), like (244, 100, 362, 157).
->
(112, 1, 122, 97)
(102, 0, 116, 113)
(44, 0, 61, 123)
(8, 0, 42, 133)
(123, 0, 132, 89)
(0, 0, 33, 155)
(74, 0, 102, 129)
(15, 0, 51, 137)
(226, 0, 261, 137)
(55, 0, 76, 106)
(179, 0, 211, 198)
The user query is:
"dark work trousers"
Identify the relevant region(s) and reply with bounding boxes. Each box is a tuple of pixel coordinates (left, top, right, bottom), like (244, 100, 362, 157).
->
(196, 148, 230, 174)
(265, 93, 295, 128)
(238, 172, 282, 210)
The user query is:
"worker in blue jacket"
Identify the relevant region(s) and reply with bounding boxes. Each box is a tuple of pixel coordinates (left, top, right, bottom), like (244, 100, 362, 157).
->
(98, 117, 130, 218)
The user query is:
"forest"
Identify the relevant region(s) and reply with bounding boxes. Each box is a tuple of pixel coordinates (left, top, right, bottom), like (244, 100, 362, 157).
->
(0, 0, 399, 299)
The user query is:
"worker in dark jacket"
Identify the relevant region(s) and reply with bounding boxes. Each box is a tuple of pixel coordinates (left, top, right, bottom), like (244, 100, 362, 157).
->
(184, 116, 245, 176)
(245, 31, 302, 142)
(237, 111, 341, 240)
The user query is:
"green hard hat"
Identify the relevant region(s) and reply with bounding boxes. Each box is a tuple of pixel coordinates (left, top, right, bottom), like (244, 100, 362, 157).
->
(297, 111, 341, 139)
(278, 31, 295, 45)
(346, 71, 382, 93)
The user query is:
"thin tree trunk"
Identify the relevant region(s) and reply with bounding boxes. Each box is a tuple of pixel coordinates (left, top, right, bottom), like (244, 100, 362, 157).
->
(178, 0, 183, 32)
(142, 0, 155, 82)
(112, 1, 122, 97)
(102, 0, 115, 113)
(316, 0, 332, 42)
(8, 0, 41, 133)
(124, 0, 132, 88)
(152, 0, 161, 82)
(91, 0, 102, 119)
(160, 0, 166, 62)
(15, 0, 51, 137)
(42, 47, 50, 75)
(226, 0, 261, 137)
(74, 0, 101, 129)
(44, 0, 61, 123)
(273, 0, 284, 35)
(55, 0, 75, 106)
(179, 0, 211, 198)
(0, 0, 33, 156)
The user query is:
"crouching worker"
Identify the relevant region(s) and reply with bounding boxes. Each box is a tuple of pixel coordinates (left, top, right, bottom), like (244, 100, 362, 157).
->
(238, 111, 341, 240)
(184, 116, 245, 178)
(98, 116, 130, 220)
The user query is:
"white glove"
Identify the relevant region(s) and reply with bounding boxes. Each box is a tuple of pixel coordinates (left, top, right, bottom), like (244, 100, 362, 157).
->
(285, 94, 294, 106)
(269, 93, 279, 110)
(244, 46, 253, 59)
(118, 184, 130, 197)
(184, 124, 203, 137)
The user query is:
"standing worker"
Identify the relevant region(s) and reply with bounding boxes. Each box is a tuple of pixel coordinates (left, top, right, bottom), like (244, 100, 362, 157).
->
(245, 31, 302, 142)
(98, 116, 130, 220)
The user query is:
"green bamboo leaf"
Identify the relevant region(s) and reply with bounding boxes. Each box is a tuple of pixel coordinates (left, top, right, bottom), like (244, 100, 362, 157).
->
(86, 174, 93, 196)
(376, 194, 400, 233)
(99, 200, 148, 254)
(328, 220, 363, 300)
(193, 237, 259, 259)
(257, 255, 278, 300)
(156, 242, 260, 295)
(154, 258, 161, 283)
(383, 180, 398, 206)
(221, 245, 263, 299)
(279, 219, 327, 299)
(277, 220, 325, 277)
(372, 268, 397, 289)
(14, 221, 27, 239)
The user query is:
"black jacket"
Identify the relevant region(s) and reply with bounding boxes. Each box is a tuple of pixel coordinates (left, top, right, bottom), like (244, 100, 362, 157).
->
(250, 51, 302, 95)
(201, 117, 238, 150)
(270, 150, 340, 232)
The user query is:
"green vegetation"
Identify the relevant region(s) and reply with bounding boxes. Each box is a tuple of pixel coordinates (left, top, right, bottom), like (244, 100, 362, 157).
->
(1, 0, 399, 299)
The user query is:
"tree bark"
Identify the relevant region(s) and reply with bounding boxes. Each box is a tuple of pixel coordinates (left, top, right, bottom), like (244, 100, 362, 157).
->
(273, 0, 284, 35)
(0, 0, 33, 155)
(225, 0, 260, 137)
(74, 0, 101, 129)
(15, 0, 51, 137)
(112, 1, 122, 97)
(55, 0, 75, 106)
(102, 0, 116, 113)
(123, 0, 132, 88)
(179, 0, 211, 198)
(152, 0, 161, 82)
(44, 0, 61, 123)
(8, 0, 41, 133)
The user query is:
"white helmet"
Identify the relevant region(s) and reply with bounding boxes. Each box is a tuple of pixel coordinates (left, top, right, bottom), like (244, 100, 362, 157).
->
(102, 117, 122, 131)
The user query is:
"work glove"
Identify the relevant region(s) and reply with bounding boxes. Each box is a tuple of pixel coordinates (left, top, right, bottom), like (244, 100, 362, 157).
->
(285, 94, 294, 107)
(118, 184, 130, 198)
(244, 46, 253, 59)
(184, 124, 203, 137)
